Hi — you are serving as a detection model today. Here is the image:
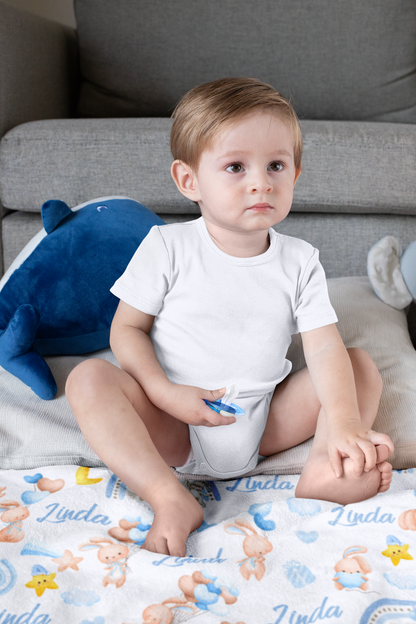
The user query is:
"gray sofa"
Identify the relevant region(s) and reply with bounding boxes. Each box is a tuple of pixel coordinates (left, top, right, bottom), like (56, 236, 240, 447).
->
(1, 0, 416, 474)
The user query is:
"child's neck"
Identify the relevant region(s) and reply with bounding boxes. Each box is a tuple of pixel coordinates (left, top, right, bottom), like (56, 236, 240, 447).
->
(203, 219, 270, 258)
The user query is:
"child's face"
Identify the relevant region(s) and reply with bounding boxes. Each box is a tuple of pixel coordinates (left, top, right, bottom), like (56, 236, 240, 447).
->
(172, 111, 301, 237)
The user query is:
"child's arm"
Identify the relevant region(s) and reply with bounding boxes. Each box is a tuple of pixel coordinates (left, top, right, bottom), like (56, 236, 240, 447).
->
(301, 323, 393, 478)
(110, 301, 234, 427)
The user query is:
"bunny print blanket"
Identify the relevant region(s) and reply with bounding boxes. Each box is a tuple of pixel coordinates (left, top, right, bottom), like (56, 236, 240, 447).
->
(1, 465, 416, 623)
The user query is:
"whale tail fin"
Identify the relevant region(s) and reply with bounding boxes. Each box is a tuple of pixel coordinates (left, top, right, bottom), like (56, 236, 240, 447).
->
(0, 304, 57, 400)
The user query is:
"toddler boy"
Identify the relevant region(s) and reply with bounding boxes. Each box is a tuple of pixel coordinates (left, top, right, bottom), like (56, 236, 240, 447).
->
(66, 77, 394, 557)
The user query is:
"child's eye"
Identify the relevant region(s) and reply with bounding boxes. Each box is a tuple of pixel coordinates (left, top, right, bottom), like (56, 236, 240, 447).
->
(226, 163, 244, 173)
(268, 161, 284, 172)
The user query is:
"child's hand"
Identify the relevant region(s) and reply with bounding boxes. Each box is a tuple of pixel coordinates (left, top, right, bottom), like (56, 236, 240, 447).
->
(327, 420, 394, 478)
(160, 384, 237, 427)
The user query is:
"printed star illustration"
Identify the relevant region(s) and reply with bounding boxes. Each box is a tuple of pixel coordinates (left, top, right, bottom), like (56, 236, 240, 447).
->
(381, 535, 414, 566)
(52, 549, 83, 572)
(25, 565, 59, 596)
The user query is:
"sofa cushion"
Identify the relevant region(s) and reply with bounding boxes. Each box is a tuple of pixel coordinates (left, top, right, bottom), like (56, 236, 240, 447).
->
(0, 276, 415, 474)
(0, 119, 188, 214)
(0, 1, 78, 140)
(2, 119, 416, 215)
(4, 210, 416, 284)
(75, 0, 416, 123)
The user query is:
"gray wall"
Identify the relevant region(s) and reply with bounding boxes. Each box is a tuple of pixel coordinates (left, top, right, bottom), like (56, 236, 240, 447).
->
(2, 0, 76, 27)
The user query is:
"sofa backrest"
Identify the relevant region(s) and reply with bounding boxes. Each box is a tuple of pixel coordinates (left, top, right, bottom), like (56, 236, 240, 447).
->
(75, 0, 416, 123)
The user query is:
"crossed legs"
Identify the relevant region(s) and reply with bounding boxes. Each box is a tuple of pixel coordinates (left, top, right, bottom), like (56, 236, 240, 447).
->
(259, 348, 392, 504)
(66, 348, 392, 558)
(66, 359, 203, 557)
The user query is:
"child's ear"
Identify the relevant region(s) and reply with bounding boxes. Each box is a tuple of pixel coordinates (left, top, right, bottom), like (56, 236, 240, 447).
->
(171, 160, 201, 202)
(293, 167, 302, 186)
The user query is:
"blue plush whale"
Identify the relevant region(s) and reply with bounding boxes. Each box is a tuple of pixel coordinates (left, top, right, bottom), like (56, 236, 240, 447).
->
(0, 196, 164, 400)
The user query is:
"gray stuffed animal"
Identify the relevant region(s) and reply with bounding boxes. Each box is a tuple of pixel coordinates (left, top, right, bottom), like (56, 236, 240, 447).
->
(368, 236, 416, 310)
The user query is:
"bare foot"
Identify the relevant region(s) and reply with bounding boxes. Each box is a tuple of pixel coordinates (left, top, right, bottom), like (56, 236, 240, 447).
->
(365, 444, 392, 492)
(142, 481, 203, 556)
(377, 460, 393, 492)
(296, 444, 393, 505)
(374, 443, 391, 465)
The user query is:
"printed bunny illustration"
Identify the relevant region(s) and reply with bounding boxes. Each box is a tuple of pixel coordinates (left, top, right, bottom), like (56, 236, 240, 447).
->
(79, 537, 129, 588)
(142, 599, 198, 624)
(108, 512, 152, 545)
(0, 501, 30, 543)
(142, 570, 240, 622)
(224, 517, 273, 580)
(109, 518, 142, 543)
(142, 603, 173, 624)
(333, 546, 371, 590)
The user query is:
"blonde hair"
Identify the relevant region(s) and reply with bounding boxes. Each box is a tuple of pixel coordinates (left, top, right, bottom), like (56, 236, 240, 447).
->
(170, 77, 302, 171)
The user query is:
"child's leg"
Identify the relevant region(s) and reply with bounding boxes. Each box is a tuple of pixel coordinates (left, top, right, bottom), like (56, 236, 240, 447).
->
(66, 359, 203, 556)
(259, 348, 392, 504)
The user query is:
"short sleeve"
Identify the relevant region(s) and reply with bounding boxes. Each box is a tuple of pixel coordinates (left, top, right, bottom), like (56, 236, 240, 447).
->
(294, 248, 338, 333)
(110, 226, 170, 315)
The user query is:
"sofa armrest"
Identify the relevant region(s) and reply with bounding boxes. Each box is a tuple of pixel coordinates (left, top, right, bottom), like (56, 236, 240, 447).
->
(0, 1, 79, 140)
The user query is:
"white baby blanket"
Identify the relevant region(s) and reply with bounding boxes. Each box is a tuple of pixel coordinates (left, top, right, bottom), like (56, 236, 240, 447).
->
(1, 465, 416, 623)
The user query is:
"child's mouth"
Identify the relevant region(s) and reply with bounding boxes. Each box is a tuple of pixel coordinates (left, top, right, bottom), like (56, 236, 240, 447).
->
(248, 203, 273, 211)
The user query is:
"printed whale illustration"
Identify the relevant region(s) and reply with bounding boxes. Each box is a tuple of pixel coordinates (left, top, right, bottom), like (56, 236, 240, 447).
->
(0, 196, 164, 400)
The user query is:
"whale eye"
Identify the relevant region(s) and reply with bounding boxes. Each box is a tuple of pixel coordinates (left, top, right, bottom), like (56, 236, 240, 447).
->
(97, 205, 108, 212)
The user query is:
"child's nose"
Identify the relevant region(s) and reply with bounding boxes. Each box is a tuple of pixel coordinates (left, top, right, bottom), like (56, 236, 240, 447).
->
(248, 170, 273, 193)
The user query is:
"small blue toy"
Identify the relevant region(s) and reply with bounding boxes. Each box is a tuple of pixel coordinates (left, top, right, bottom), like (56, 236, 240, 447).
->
(368, 236, 416, 309)
(204, 383, 245, 416)
(0, 196, 164, 400)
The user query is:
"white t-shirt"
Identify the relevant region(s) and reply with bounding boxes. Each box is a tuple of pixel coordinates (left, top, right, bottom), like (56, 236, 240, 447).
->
(111, 217, 338, 398)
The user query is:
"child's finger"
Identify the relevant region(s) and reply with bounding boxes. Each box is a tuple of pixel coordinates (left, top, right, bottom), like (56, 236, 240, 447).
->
(357, 440, 377, 472)
(205, 410, 236, 427)
(329, 450, 343, 478)
(368, 431, 394, 455)
(207, 387, 226, 401)
(348, 446, 366, 477)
